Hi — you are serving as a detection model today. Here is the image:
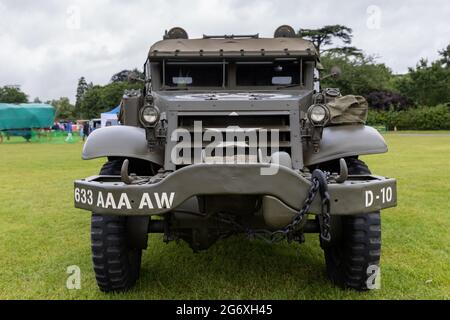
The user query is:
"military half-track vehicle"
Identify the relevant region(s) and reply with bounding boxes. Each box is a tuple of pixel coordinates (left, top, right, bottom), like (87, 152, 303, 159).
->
(74, 26, 397, 292)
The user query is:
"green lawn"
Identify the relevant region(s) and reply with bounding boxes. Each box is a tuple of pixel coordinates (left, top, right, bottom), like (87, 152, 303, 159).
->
(0, 134, 449, 300)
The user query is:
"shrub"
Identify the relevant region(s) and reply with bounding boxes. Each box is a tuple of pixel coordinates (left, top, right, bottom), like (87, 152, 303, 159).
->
(367, 105, 450, 130)
(365, 90, 414, 111)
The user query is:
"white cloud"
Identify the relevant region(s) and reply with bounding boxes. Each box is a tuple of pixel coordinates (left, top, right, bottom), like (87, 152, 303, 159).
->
(0, 0, 449, 102)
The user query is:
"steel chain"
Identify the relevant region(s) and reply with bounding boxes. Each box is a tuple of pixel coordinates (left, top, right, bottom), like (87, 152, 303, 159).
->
(319, 189, 332, 242)
(269, 177, 320, 243)
(270, 169, 333, 244)
(218, 169, 332, 244)
(312, 169, 332, 243)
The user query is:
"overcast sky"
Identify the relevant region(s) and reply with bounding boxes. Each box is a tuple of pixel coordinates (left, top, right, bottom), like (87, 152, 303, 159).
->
(0, 0, 449, 103)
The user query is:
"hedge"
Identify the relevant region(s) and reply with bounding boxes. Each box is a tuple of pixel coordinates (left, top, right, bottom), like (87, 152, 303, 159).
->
(367, 105, 450, 130)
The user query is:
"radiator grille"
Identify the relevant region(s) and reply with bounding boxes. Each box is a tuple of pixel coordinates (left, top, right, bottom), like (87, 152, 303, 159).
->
(173, 113, 292, 167)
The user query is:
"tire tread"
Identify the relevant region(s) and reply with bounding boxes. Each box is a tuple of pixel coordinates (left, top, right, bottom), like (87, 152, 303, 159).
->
(323, 159, 382, 291)
(91, 159, 142, 293)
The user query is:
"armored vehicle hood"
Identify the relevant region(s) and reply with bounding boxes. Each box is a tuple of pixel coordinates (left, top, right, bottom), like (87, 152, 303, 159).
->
(154, 91, 313, 109)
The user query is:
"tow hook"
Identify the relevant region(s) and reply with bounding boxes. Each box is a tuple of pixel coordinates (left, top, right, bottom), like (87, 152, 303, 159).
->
(335, 158, 349, 183)
(121, 159, 148, 185)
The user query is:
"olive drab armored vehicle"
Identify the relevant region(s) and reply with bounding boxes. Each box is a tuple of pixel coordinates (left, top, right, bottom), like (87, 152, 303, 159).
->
(74, 26, 397, 292)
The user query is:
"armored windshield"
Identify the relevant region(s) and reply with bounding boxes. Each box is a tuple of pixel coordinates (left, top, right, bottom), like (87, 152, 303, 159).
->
(236, 60, 301, 86)
(160, 59, 306, 89)
(164, 61, 226, 88)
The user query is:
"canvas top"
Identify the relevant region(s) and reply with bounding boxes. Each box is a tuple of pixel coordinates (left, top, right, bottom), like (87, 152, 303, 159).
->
(0, 104, 55, 130)
(149, 37, 318, 58)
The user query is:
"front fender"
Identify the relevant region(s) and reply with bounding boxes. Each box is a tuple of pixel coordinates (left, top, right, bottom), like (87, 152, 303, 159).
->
(82, 126, 163, 165)
(303, 125, 388, 166)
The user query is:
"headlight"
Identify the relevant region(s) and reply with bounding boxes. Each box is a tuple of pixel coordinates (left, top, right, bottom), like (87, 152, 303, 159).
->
(307, 104, 330, 125)
(140, 106, 160, 127)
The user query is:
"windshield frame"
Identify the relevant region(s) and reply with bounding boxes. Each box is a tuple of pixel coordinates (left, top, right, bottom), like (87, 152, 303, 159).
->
(161, 60, 227, 90)
(154, 57, 312, 91)
(235, 59, 303, 89)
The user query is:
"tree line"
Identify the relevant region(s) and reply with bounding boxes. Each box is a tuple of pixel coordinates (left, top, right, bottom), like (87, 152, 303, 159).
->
(301, 25, 450, 109)
(1, 25, 449, 128)
(300, 25, 450, 129)
(0, 69, 143, 121)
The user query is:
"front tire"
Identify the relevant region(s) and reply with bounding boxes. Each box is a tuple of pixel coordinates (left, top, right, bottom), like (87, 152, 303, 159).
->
(91, 214, 142, 292)
(91, 158, 145, 293)
(323, 212, 381, 290)
(321, 158, 382, 290)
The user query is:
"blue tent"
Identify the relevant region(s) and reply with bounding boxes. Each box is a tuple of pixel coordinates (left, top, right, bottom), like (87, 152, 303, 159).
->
(105, 106, 121, 114)
(100, 106, 121, 127)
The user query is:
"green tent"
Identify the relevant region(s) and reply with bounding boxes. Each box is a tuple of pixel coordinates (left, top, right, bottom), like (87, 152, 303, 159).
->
(0, 103, 56, 130)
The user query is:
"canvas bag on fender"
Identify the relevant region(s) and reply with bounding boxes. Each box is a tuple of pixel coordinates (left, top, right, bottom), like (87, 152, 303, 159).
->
(326, 95, 368, 125)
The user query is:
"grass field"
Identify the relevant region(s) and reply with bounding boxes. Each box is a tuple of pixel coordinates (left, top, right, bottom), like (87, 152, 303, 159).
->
(0, 133, 449, 300)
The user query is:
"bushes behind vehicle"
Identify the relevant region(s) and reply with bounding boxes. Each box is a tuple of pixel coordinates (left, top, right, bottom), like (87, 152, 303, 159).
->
(367, 105, 450, 130)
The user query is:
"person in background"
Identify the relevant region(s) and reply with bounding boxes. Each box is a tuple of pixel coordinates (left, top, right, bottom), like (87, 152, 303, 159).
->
(65, 121, 73, 143)
(50, 122, 59, 141)
(83, 121, 90, 142)
(79, 124, 84, 141)
(51, 122, 60, 131)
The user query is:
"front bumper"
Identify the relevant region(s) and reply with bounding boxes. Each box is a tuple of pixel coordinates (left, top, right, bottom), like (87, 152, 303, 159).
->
(74, 163, 396, 216)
